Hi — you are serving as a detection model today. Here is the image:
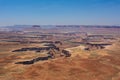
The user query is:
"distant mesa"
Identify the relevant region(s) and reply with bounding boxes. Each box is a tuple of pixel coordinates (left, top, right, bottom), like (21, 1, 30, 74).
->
(32, 25, 41, 28)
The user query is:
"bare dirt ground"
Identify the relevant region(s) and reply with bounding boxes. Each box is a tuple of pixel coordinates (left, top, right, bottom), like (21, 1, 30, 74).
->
(0, 27, 120, 80)
(0, 41, 120, 80)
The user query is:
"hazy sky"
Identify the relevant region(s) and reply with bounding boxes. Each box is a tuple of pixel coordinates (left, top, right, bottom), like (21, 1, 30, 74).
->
(0, 0, 120, 26)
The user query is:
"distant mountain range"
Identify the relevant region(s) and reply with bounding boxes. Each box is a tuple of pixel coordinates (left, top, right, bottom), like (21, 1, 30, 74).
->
(0, 25, 120, 31)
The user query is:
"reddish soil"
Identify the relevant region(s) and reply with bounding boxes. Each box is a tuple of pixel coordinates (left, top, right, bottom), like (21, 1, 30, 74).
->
(12, 53, 120, 80)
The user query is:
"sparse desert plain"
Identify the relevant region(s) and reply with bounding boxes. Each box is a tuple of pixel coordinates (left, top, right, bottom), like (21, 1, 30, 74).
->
(0, 25, 120, 80)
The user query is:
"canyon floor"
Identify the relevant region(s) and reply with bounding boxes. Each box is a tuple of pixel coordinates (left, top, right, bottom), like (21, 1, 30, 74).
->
(0, 26, 120, 80)
(0, 41, 120, 80)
